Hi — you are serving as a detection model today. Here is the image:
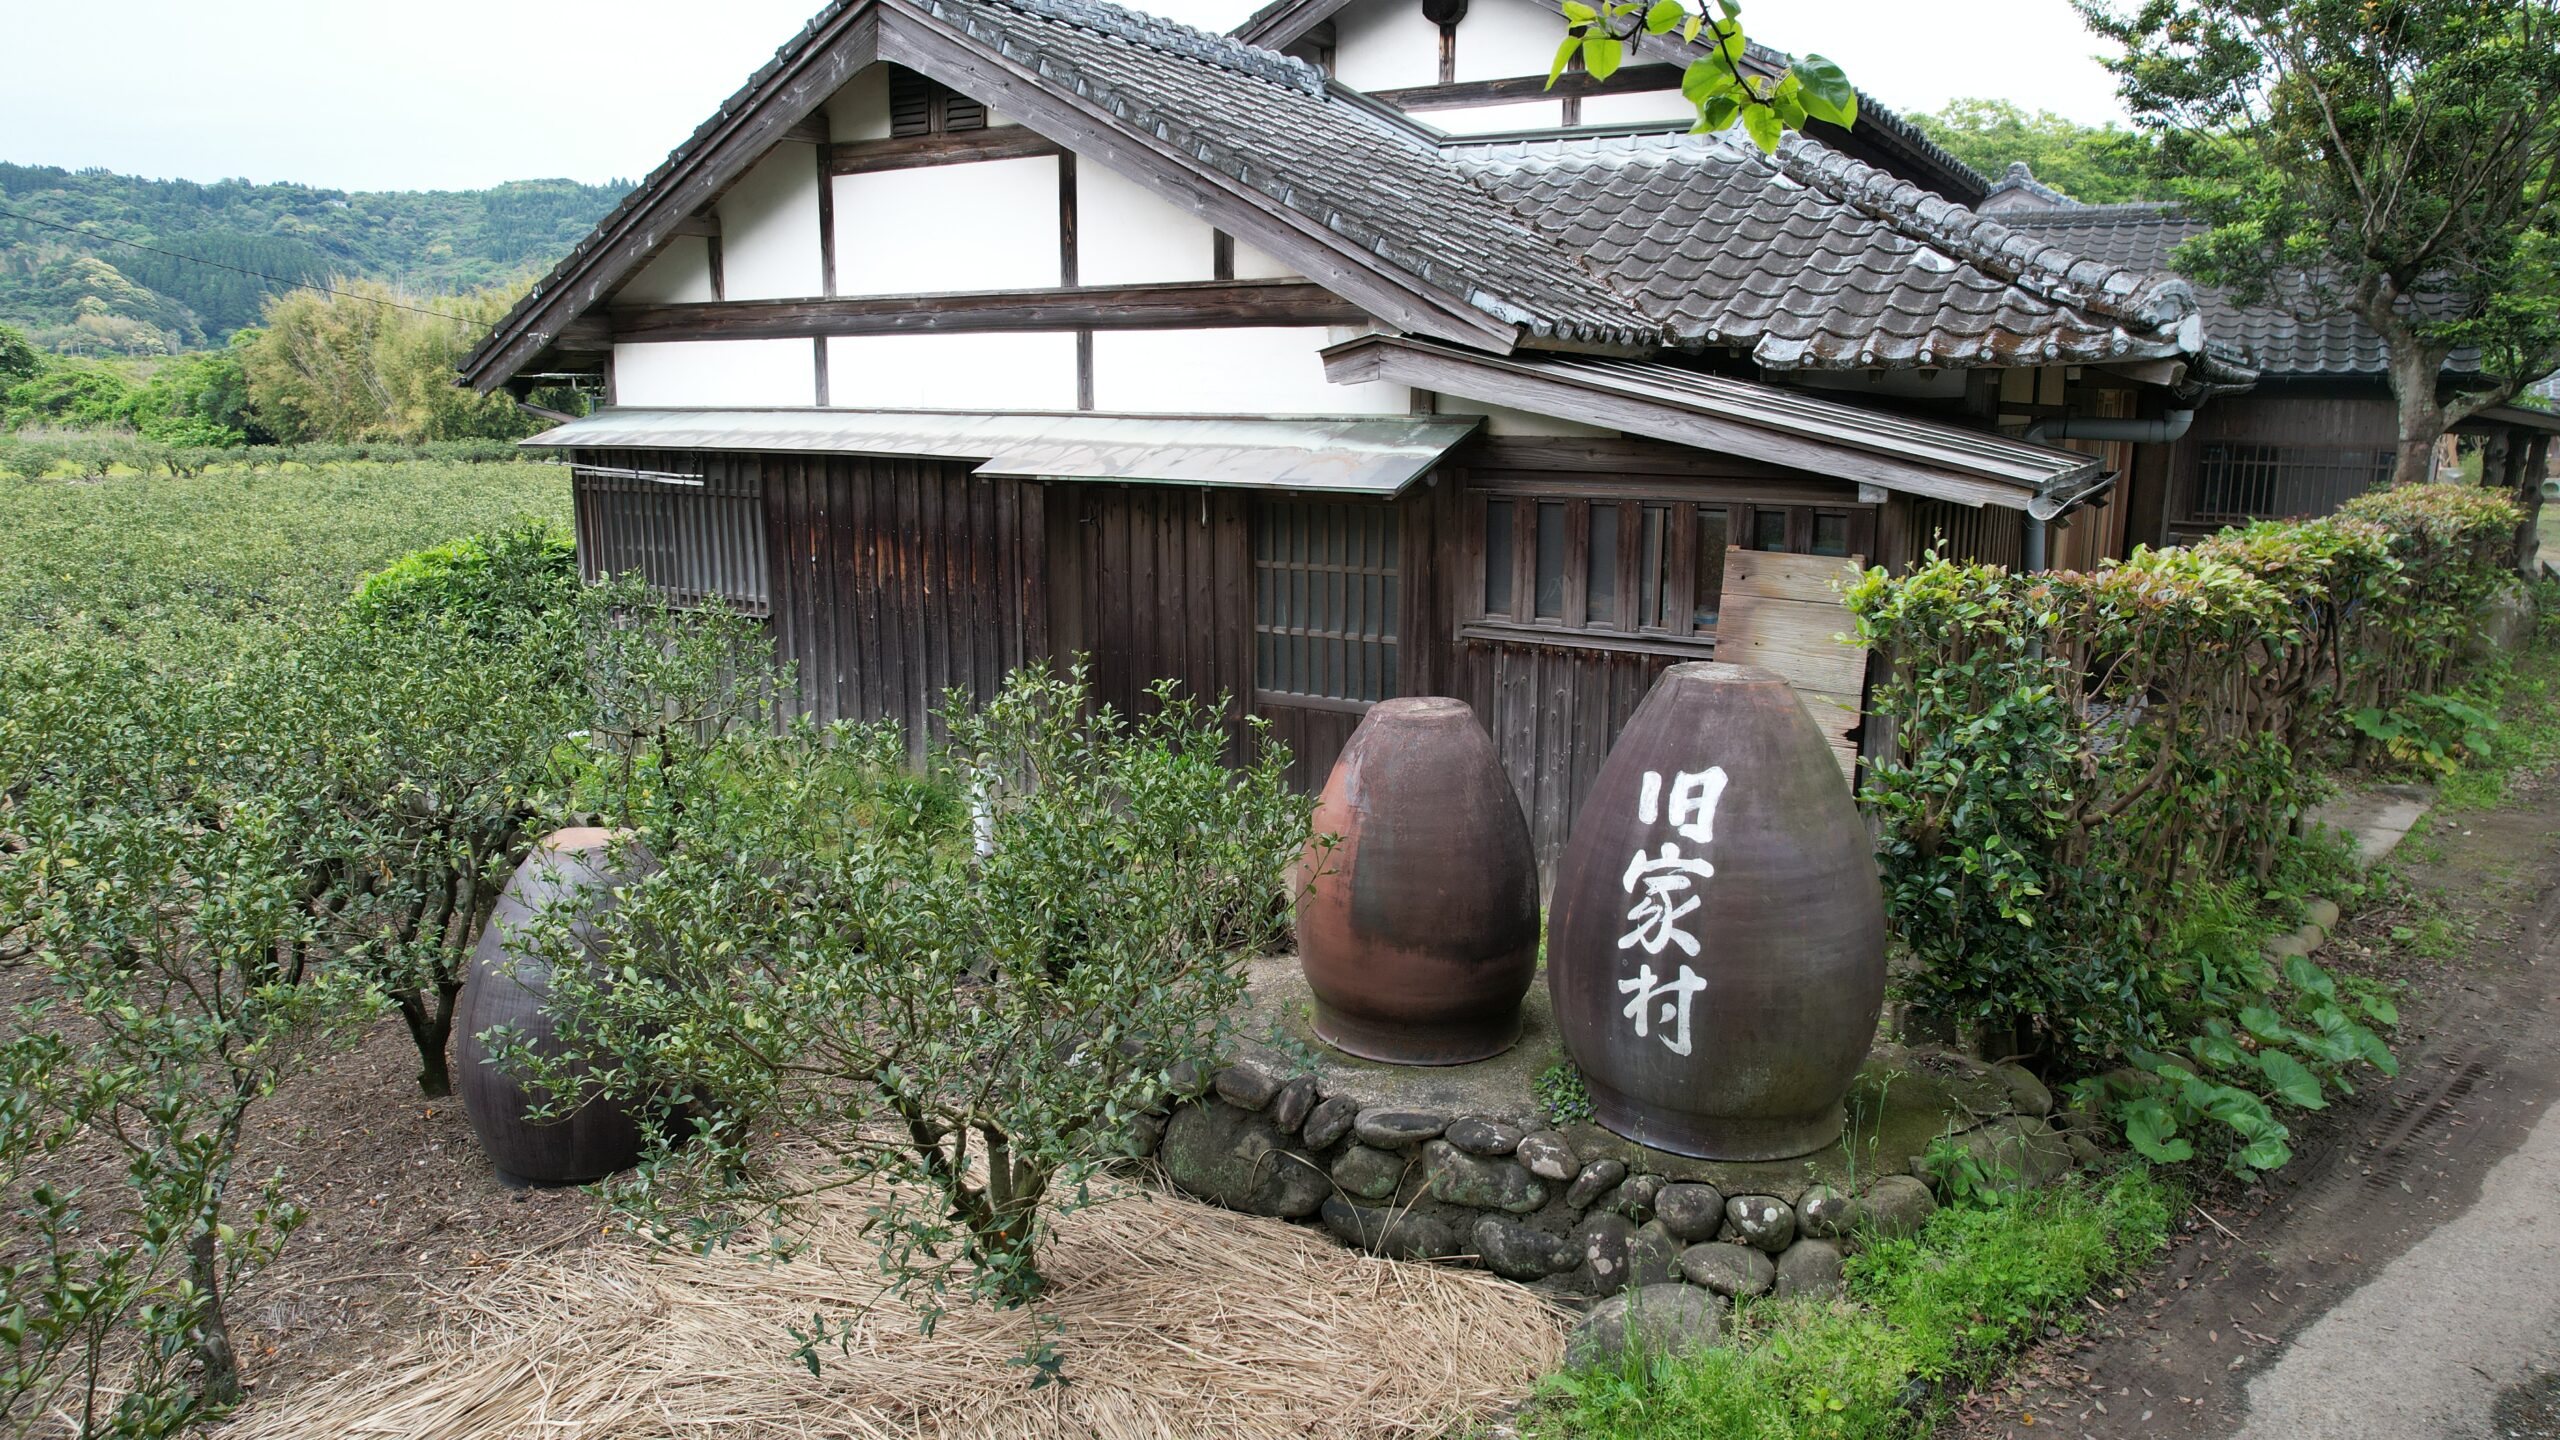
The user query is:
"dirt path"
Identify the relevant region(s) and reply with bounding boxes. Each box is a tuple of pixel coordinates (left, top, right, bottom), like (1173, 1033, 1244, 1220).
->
(1954, 769, 2560, 1440)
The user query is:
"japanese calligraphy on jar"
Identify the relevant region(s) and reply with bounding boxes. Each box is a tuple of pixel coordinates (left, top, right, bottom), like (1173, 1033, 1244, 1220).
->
(1547, 662, 1885, 1161)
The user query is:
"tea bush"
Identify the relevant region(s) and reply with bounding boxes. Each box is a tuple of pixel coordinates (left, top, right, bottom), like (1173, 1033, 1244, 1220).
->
(1848, 485, 2522, 1175)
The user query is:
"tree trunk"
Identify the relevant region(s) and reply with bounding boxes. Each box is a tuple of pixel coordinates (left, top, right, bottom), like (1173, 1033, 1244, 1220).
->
(2385, 342, 2453, 487)
(396, 984, 459, 1099)
(2516, 436, 2550, 577)
(187, 1227, 241, 1407)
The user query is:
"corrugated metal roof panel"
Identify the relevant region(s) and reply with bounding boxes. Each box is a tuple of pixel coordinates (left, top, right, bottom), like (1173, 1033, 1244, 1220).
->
(520, 408, 1482, 495)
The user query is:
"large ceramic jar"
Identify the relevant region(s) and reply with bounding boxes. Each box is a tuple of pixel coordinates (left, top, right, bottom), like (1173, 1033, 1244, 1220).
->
(1295, 697, 1539, 1065)
(454, 827, 653, 1186)
(1546, 663, 1884, 1160)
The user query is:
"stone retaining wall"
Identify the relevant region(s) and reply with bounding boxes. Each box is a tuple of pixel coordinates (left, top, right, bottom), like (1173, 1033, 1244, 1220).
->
(1130, 1043, 2098, 1329)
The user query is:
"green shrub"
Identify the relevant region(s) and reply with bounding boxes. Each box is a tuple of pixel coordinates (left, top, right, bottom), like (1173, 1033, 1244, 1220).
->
(1521, 1169, 2173, 1440)
(350, 520, 578, 638)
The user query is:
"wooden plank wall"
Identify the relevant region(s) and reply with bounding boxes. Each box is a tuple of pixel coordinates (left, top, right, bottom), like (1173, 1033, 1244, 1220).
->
(761, 454, 1047, 748)
(1043, 482, 1261, 751)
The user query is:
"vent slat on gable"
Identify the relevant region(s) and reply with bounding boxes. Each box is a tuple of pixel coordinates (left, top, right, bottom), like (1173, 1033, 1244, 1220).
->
(889, 66, 987, 138)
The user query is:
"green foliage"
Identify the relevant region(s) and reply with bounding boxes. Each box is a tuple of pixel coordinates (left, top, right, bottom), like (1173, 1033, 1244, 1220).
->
(237, 280, 542, 445)
(1908, 98, 2163, 203)
(501, 661, 1313, 1370)
(1850, 489, 2515, 1175)
(0, 458, 567, 640)
(1536, 1059, 1598, 1126)
(1, 357, 135, 431)
(1549, 0, 1853, 152)
(1519, 1169, 2172, 1440)
(0, 162, 625, 355)
(0, 324, 37, 383)
(2083, 0, 2560, 477)
(350, 520, 578, 639)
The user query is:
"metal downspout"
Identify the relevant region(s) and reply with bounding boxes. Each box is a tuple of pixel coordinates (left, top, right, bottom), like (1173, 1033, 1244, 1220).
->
(2019, 409, 2197, 571)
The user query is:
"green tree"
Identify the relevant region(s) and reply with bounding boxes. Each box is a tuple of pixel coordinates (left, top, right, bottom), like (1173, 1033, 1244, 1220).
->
(237, 280, 540, 445)
(504, 660, 1312, 1373)
(1548, 0, 1858, 152)
(1911, 98, 2163, 203)
(2083, 0, 2560, 486)
(0, 325, 38, 385)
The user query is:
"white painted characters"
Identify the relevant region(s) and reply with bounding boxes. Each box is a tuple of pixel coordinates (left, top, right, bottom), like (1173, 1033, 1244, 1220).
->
(1617, 962, 1711, 1057)
(1615, 766, 1729, 1057)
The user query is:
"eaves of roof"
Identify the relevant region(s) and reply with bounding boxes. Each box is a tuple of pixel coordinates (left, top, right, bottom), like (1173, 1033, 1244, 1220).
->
(1325, 333, 2104, 511)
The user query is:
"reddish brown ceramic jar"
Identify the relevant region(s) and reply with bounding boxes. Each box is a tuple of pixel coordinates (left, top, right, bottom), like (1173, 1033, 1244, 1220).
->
(455, 827, 652, 1186)
(1546, 662, 1885, 1160)
(1295, 698, 1539, 1065)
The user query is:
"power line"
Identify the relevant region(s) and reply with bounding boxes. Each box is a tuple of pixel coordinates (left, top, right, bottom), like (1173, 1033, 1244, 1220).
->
(0, 204, 487, 328)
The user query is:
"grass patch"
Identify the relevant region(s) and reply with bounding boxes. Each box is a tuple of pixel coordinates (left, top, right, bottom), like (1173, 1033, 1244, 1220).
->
(1518, 1169, 2172, 1440)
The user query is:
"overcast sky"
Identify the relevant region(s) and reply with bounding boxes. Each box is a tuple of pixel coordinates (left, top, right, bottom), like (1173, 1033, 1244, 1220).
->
(1, 0, 2132, 193)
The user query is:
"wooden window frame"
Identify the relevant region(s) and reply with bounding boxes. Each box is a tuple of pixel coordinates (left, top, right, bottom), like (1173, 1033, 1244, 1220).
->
(1459, 485, 1873, 660)
(1250, 498, 1401, 713)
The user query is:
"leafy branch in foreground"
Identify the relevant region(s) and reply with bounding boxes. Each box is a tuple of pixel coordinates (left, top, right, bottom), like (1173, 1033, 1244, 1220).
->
(1548, 0, 1856, 151)
(496, 663, 1313, 1378)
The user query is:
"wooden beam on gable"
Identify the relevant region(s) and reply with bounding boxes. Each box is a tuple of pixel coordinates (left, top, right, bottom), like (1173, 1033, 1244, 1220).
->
(829, 127, 1066, 174)
(608, 279, 1368, 343)
(873, 3, 1522, 354)
(460, 7, 882, 391)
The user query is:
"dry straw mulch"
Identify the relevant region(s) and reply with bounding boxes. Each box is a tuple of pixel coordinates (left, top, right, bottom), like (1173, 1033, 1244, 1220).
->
(230, 1177, 1567, 1440)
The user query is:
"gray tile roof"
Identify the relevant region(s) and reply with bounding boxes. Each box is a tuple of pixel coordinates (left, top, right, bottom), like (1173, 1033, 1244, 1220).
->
(470, 0, 2236, 391)
(1994, 203, 2471, 380)
(914, 0, 1661, 347)
(1456, 131, 2224, 374)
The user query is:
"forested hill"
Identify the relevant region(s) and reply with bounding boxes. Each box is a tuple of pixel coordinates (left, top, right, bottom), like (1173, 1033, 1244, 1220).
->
(0, 163, 629, 356)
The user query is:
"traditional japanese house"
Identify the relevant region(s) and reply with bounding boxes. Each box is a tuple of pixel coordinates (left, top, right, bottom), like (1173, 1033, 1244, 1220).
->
(462, 0, 2257, 862)
(1979, 166, 2559, 549)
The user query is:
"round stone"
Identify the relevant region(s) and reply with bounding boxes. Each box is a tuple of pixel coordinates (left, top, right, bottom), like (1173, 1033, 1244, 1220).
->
(1321, 1197, 1457, 1260)
(1353, 1109, 1448, 1148)
(1990, 1061, 2054, 1118)
(1655, 1181, 1727, 1242)
(1565, 1157, 1628, 1210)
(1422, 1139, 1547, 1213)
(1300, 1094, 1359, 1150)
(1214, 1057, 1285, 1111)
(1330, 1143, 1408, 1200)
(1516, 1130, 1580, 1182)
(1566, 1284, 1729, 1368)
(1270, 1075, 1318, 1133)
(1795, 1183, 1857, 1239)
(1774, 1238, 1846, 1300)
(1472, 1214, 1578, 1281)
(1445, 1115, 1525, 1156)
(1724, 1194, 1796, 1253)
(1861, 1174, 1939, 1239)
(1677, 1241, 1774, 1297)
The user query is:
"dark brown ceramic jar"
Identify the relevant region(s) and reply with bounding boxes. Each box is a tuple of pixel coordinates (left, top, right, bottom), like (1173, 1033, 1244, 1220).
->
(1546, 662, 1885, 1160)
(454, 827, 652, 1186)
(1295, 698, 1539, 1065)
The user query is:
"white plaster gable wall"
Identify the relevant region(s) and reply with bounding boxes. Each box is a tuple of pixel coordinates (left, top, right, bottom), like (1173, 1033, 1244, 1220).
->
(1091, 328, 1409, 414)
(717, 148, 826, 300)
(617, 236, 716, 304)
(1332, 0, 1443, 91)
(1429, 99, 1565, 134)
(615, 339, 817, 407)
(834, 156, 1062, 295)
(1230, 239, 1300, 281)
(1453, 0, 1571, 81)
(826, 332, 1080, 410)
(827, 65, 891, 141)
(1075, 161, 1217, 285)
(1580, 89, 1698, 125)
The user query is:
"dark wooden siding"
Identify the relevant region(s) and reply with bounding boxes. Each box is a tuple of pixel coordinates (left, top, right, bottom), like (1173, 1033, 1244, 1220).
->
(761, 454, 1047, 747)
(2162, 389, 2398, 542)
(571, 449, 771, 612)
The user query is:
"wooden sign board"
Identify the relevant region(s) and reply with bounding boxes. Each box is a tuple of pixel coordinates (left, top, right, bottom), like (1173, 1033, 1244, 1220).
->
(1713, 549, 1868, 784)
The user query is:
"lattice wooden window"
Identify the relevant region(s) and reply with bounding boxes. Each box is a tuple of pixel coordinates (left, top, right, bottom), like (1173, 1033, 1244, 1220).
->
(2191, 443, 2392, 524)
(1251, 499, 1400, 709)
(572, 462, 769, 615)
(1469, 494, 1869, 654)
(888, 67, 988, 138)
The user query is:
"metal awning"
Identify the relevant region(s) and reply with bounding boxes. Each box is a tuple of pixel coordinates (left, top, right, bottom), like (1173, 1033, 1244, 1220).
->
(519, 408, 1483, 496)
(1322, 335, 2106, 511)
